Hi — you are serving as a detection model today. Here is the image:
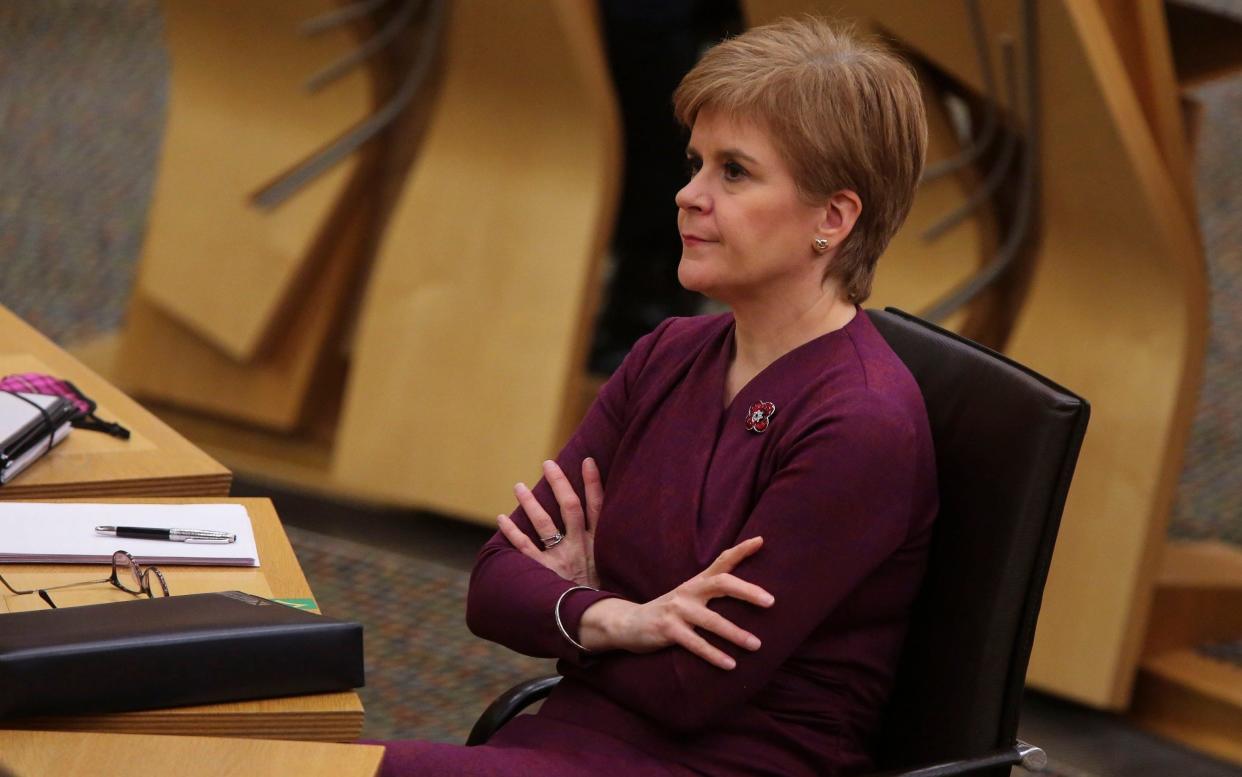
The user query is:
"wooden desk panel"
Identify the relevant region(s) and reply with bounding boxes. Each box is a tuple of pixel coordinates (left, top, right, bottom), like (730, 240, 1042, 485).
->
(0, 730, 384, 777)
(0, 499, 364, 741)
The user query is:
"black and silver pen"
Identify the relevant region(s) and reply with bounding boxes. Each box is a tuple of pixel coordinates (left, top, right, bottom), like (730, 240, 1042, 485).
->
(95, 525, 237, 544)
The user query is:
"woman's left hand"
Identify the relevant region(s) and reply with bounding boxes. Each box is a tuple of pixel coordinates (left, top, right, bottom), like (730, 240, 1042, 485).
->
(497, 458, 602, 588)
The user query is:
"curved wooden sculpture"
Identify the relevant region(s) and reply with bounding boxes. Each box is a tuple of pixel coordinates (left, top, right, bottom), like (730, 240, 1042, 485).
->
(136, 0, 372, 362)
(115, 0, 434, 432)
(330, 0, 621, 519)
(867, 71, 995, 333)
(745, 0, 1209, 714)
(105, 0, 618, 495)
(1005, 0, 1205, 711)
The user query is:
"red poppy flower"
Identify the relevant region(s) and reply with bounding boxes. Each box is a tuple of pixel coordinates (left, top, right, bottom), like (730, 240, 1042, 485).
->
(745, 401, 777, 433)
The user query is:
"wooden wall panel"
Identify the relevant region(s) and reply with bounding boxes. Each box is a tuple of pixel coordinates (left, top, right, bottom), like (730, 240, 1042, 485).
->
(331, 0, 620, 520)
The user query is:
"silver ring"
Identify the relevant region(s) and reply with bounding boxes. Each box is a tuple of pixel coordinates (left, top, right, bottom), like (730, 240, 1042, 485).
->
(540, 532, 565, 549)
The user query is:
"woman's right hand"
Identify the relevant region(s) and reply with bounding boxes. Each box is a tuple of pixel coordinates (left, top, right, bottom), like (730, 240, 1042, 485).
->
(578, 537, 774, 670)
(497, 457, 602, 589)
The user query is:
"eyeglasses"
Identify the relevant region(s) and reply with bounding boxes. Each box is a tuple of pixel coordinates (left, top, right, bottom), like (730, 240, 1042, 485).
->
(0, 550, 169, 609)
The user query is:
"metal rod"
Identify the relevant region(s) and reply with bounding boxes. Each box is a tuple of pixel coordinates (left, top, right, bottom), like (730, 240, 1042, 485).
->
(305, 0, 423, 93)
(300, 0, 388, 36)
(920, 0, 1039, 323)
(250, 0, 446, 210)
(922, 0, 1000, 182)
(921, 38, 1018, 242)
(1016, 741, 1048, 772)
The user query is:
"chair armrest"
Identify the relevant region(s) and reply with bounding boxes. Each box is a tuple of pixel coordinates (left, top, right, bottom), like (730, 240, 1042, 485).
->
(868, 741, 1046, 776)
(466, 675, 562, 746)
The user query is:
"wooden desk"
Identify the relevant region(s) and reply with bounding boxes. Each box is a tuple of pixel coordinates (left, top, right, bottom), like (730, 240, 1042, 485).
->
(0, 730, 384, 777)
(0, 305, 231, 499)
(0, 498, 365, 741)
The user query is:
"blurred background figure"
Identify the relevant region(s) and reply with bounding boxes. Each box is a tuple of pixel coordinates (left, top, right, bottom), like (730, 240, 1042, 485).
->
(588, 0, 741, 373)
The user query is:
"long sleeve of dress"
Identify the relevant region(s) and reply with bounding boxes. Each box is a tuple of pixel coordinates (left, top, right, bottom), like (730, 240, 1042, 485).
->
(464, 320, 675, 663)
(563, 391, 920, 732)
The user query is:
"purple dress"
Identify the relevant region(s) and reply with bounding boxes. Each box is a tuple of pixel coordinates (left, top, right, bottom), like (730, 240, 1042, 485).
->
(378, 310, 938, 776)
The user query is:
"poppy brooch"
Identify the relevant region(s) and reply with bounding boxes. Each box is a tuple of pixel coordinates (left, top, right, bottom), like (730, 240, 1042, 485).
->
(744, 401, 777, 433)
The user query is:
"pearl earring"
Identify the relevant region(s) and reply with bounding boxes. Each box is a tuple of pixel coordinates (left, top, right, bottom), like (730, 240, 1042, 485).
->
(813, 237, 830, 253)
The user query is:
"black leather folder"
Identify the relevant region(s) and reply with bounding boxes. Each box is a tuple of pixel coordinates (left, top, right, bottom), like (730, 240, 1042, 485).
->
(0, 591, 364, 717)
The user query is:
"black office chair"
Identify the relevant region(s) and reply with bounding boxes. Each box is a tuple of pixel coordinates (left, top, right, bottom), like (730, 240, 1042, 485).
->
(468, 308, 1090, 776)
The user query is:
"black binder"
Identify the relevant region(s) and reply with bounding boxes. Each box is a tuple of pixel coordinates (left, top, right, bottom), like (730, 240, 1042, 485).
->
(0, 591, 365, 717)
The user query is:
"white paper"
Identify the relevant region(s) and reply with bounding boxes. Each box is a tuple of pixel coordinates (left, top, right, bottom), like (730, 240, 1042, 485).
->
(0, 503, 260, 566)
(0, 392, 63, 441)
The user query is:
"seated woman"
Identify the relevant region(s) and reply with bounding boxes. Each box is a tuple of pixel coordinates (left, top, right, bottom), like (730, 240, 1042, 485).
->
(378, 16, 934, 776)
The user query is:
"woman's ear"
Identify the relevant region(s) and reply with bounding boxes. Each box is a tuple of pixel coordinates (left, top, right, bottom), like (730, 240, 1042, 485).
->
(817, 190, 862, 247)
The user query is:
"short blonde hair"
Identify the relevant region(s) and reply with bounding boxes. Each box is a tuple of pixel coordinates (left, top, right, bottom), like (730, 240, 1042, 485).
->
(674, 17, 927, 303)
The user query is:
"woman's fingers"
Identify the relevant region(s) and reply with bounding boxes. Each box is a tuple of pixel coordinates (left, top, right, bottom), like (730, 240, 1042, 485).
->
(669, 621, 738, 670)
(705, 536, 764, 575)
(509, 457, 600, 561)
(497, 514, 545, 562)
(706, 573, 775, 608)
(542, 460, 585, 534)
(513, 482, 560, 542)
(640, 538, 772, 670)
(682, 604, 762, 652)
(582, 457, 603, 531)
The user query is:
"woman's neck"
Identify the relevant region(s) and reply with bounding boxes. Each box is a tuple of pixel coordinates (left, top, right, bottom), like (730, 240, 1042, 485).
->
(725, 287, 856, 404)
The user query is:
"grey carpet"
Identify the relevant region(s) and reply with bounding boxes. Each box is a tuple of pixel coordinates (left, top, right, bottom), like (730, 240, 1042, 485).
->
(0, 0, 165, 344)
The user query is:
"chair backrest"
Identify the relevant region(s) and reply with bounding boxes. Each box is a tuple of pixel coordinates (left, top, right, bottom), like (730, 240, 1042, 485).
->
(867, 309, 1090, 774)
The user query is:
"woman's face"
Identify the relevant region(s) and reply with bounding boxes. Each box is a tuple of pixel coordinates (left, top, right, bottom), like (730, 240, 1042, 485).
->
(675, 108, 827, 303)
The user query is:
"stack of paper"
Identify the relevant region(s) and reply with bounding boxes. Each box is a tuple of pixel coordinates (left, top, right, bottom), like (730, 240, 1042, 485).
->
(0, 503, 260, 566)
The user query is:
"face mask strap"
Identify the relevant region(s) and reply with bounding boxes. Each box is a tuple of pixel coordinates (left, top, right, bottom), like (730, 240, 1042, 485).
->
(55, 379, 130, 439)
(72, 413, 131, 440)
